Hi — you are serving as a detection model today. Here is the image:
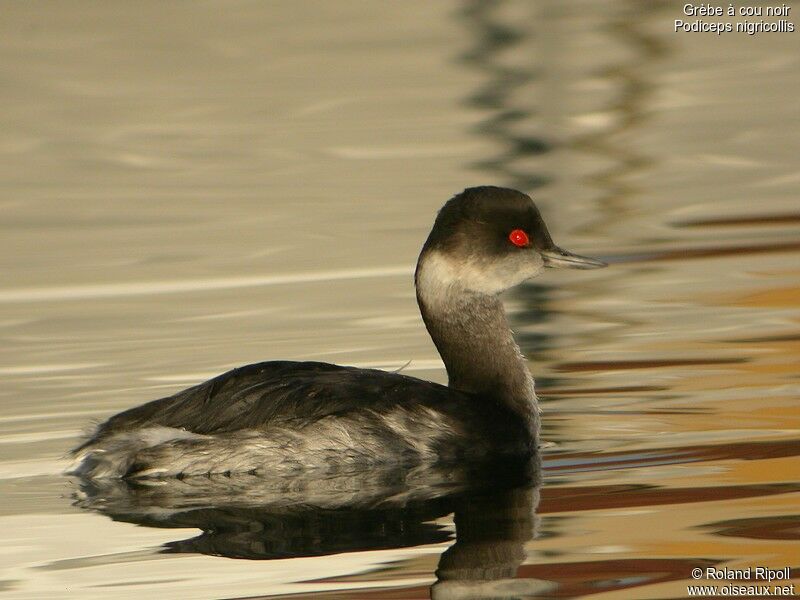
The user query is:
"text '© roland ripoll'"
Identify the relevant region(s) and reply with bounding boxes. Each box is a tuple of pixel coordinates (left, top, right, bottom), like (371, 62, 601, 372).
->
(676, 3, 795, 34)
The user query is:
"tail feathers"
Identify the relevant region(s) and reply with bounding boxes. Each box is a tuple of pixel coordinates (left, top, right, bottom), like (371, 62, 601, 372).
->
(66, 426, 314, 479)
(66, 427, 210, 479)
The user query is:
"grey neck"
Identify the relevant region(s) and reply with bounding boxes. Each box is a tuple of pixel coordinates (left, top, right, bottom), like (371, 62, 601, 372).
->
(415, 258, 539, 430)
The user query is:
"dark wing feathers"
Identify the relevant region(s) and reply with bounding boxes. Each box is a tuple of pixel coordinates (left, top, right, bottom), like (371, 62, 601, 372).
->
(95, 361, 458, 438)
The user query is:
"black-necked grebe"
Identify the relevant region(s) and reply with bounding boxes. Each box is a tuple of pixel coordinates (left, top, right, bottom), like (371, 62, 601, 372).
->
(69, 186, 605, 479)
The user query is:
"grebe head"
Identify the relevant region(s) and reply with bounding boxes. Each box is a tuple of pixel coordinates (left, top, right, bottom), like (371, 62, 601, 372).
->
(417, 186, 605, 296)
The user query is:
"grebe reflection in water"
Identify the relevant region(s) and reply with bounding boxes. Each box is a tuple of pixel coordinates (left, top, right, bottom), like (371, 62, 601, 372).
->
(73, 455, 550, 597)
(69, 186, 605, 479)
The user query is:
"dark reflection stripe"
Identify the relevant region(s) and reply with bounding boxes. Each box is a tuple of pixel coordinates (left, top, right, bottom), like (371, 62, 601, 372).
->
(674, 214, 800, 227)
(704, 515, 800, 541)
(544, 438, 800, 475)
(549, 409, 701, 416)
(543, 384, 667, 395)
(458, 0, 551, 191)
(555, 358, 745, 372)
(730, 332, 800, 343)
(604, 240, 800, 265)
(539, 483, 799, 514)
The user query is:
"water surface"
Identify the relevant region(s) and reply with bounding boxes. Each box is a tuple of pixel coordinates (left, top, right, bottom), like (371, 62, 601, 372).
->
(1, 1, 799, 598)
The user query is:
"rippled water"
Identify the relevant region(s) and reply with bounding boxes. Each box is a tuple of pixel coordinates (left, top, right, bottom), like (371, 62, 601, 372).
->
(1, 1, 799, 599)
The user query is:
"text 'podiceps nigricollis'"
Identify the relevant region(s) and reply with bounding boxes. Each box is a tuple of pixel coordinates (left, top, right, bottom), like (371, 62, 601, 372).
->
(69, 186, 605, 479)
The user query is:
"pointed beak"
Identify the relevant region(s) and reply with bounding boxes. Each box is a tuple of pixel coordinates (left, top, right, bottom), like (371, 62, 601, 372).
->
(541, 247, 607, 270)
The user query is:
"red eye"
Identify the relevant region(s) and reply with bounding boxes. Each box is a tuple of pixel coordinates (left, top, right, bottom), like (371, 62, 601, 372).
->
(508, 229, 529, 247)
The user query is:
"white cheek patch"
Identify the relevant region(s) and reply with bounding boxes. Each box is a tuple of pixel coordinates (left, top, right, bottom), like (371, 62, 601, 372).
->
(417, 250, 543, 300)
